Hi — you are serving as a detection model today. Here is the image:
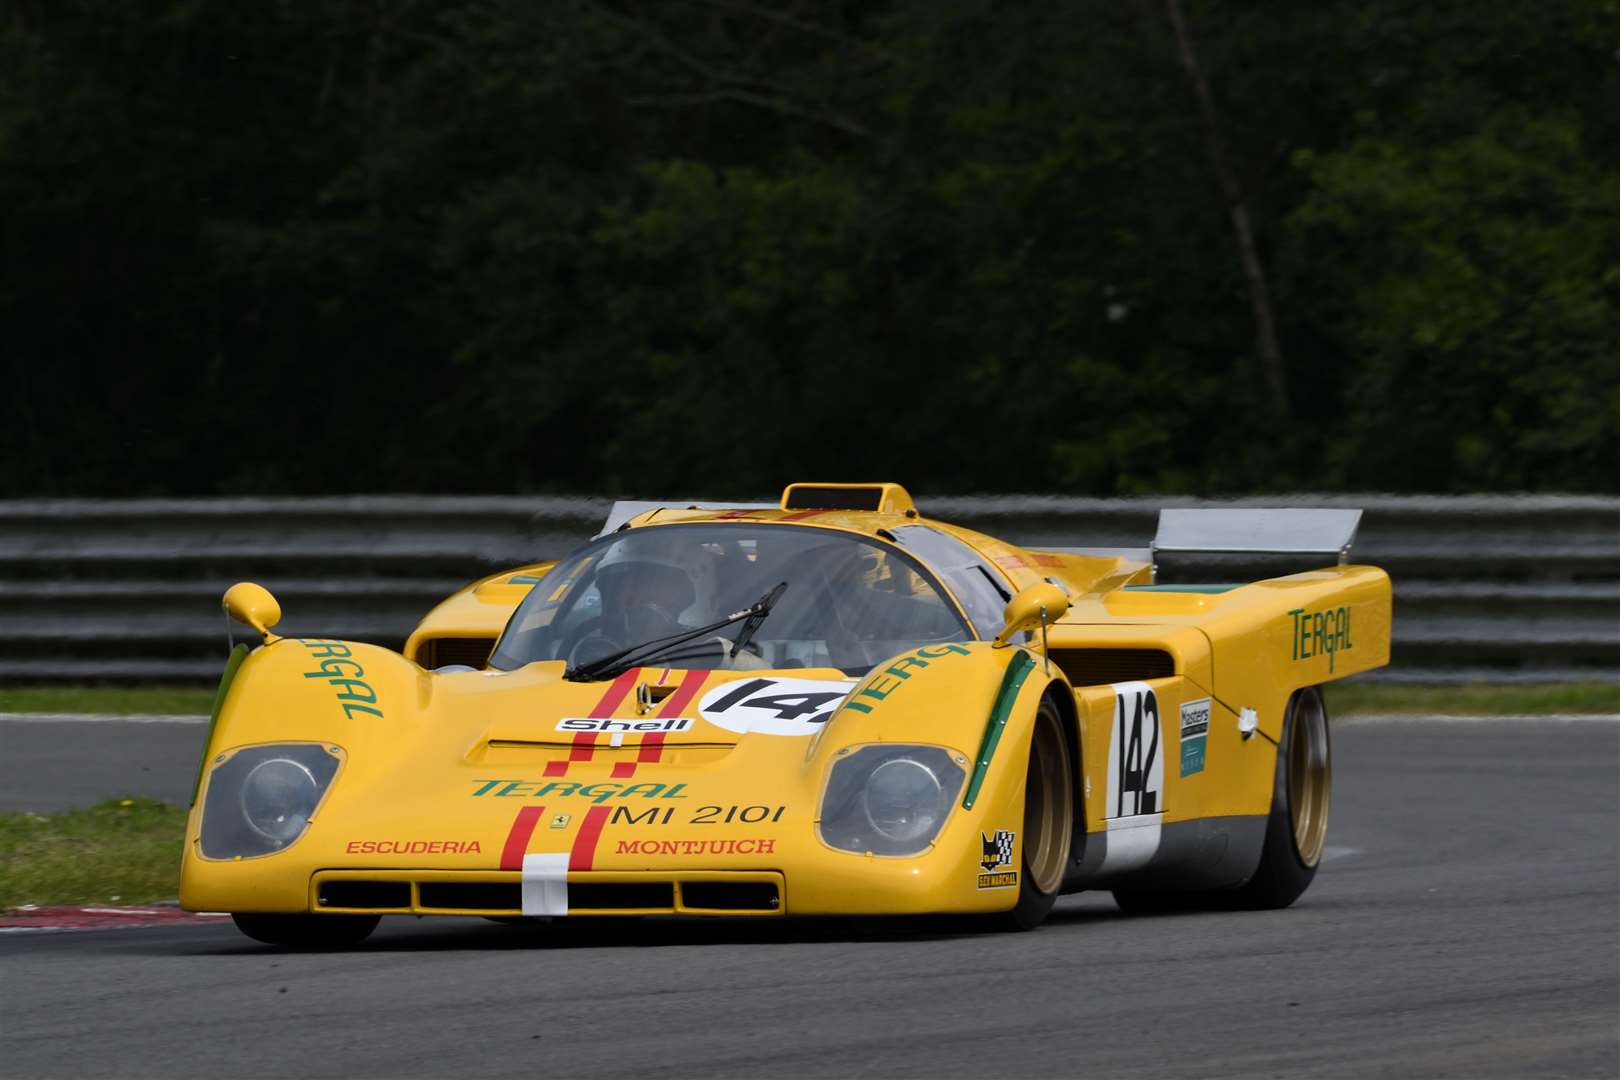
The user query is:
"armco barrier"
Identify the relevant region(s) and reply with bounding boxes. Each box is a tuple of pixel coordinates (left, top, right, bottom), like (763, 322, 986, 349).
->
(0, 494, 1615, 683)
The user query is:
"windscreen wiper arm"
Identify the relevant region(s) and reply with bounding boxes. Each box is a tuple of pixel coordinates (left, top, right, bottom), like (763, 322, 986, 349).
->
(564, 585, 783, 682)
(729, 581, 787, 659)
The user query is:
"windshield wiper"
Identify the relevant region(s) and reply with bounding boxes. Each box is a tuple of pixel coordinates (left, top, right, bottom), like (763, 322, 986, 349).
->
(730, 581, 787, 659)
(564, 584, 787, 682)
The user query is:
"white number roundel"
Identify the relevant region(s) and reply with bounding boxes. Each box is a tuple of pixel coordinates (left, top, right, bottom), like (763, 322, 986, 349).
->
(697, 677, 856, 736)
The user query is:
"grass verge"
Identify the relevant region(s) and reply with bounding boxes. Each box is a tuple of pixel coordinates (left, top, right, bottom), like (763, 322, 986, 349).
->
(0, 686, 214, 715)
(1326, 681, 1620, 715)
(0, 799, 187, 908)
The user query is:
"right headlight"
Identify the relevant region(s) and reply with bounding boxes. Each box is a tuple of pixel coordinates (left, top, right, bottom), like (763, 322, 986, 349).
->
(200, 743, 341, 859)
(818, 745, 965, 856)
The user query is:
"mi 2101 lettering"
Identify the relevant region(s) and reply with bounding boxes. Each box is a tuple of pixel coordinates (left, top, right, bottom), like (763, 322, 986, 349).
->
(1288, 605, 1354, 672)
(300, 640, 383, 719)
(606, 804, 785, 826)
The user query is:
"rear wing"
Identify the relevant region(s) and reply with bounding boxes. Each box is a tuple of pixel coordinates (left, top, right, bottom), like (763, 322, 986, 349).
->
(1038, 508, 1363, 584)
(1151, 508, 1362, 582)
(1153, 508, 1362, 564)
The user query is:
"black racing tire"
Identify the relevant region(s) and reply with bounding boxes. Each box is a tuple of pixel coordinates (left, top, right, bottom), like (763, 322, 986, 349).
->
(988, 696, 1074, 932)
(1113, 686, 1332, 914)
(1220, 686, 1331, 909)
(231, 913, 380, 948)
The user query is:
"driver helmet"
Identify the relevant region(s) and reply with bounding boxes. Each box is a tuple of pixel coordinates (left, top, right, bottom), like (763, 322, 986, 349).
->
(592, 539, 702, 625)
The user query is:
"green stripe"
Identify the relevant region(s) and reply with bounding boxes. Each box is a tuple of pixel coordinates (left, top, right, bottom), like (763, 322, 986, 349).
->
(962, 648, 1038, 810)
(191, 643, 249, 807)
(1122, 583, 1241, 594)
(507, 574, 544, 584)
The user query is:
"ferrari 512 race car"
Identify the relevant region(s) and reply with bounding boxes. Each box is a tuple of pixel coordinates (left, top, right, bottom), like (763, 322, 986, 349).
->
(182, 483, 1391, 946)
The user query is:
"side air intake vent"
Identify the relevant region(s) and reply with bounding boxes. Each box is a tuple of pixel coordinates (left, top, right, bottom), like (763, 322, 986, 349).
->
(415, 637, 495, 670)
(1052, 648, 1175, 686)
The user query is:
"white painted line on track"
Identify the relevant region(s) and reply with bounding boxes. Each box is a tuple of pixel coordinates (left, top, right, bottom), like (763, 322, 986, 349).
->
(0, 712, 208, 724)
(1337, 713, 1620, 725)
(1322, 845, 1361, 862)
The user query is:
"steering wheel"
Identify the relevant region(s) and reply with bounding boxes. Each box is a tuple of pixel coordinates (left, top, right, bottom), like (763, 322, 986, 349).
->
(564, 627, 627, 669)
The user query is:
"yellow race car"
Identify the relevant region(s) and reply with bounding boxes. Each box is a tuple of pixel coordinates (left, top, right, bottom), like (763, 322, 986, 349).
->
(181, 482, 1390, 946)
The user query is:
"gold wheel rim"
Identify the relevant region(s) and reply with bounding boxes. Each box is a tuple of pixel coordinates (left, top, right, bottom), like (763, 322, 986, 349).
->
(1287, 692, 1331, 867)
(1022, 705, 1074, 895)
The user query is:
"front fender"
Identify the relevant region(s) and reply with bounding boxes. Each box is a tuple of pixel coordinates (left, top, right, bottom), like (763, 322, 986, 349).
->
(797, 641, 1069, 909)
(181, 638, 428, 912)
(204, 637, 426, 755)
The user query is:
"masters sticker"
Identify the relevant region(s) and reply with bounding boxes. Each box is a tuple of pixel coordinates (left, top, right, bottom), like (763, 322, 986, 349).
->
(1180, 697, 1211, 777)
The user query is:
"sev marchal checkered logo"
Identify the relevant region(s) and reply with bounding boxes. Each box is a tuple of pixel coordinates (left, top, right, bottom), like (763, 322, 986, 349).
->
(976, 829, 1018, 889)
(980, 830, 1014, 872)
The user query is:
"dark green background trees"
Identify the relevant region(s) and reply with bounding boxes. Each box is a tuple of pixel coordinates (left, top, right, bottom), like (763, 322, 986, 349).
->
(2, 1, 1615, 496)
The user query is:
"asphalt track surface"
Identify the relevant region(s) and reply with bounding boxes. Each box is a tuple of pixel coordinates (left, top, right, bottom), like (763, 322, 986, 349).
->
(2, 718, 1616, 1079)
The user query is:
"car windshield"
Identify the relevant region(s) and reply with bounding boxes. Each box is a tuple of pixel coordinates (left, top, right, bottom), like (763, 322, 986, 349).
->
(488, 524, 972, 677)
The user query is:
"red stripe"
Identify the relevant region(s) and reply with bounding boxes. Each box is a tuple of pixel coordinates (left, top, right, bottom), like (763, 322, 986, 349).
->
(568, 806, 611, 870)
(499, 806, 545, 871)
(636, 732, 666, 765)
(550, 668, 643, 776)
(657, 669, 707, 717)
(610, 761, 637, 778)
(590, 668, 642, 717)
(778, 509, 823, 522)
(568, 733, 600, 761)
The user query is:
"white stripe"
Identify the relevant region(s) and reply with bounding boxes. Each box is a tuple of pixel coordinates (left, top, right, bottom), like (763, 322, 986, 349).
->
(1337, 713, 1620, 725)
(521, 853, 569, 916)
(1100, 812, 1163, 874)
(0, 712, 209, 724)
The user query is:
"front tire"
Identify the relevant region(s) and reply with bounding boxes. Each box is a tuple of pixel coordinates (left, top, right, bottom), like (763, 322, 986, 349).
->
(231, 913, 380, 948)
(993, 696, 1075, 931)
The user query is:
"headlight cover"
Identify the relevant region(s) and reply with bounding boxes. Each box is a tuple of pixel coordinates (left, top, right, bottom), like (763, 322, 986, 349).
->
(818, 745, 965, 856)
(200, 743, 341, 859)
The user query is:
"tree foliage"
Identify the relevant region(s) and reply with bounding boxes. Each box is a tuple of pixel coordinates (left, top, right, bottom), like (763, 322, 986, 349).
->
(1, 0, 1615, 496)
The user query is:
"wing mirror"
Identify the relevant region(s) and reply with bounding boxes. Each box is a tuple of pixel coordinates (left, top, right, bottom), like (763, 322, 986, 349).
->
(223, 582, 283, 643)
(992, 582, 1069, 648)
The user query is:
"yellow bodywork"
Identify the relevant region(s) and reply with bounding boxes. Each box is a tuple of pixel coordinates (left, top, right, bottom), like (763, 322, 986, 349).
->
(182, 484, 1391, 919)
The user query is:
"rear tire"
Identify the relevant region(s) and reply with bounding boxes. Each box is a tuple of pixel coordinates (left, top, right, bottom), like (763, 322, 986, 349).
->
(990, 697, 1074, 931)
(1221, 686, 1331, 909)
(231, 913, 380, 948)
(1112, 687, 1331, 913)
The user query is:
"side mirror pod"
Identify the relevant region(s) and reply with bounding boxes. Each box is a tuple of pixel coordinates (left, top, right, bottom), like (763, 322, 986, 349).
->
(223, 582, 283, 644)
(992, 582, 1070, 649)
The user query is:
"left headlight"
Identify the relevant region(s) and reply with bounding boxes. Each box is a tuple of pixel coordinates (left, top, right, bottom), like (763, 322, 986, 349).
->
(200, 744, 341, 859)
(818, 745, 965, 857)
